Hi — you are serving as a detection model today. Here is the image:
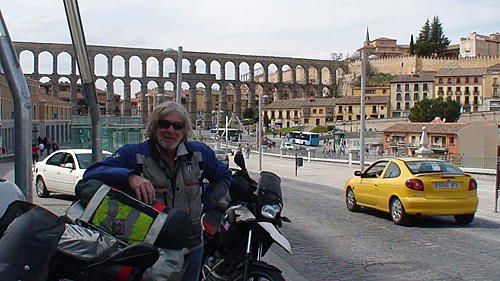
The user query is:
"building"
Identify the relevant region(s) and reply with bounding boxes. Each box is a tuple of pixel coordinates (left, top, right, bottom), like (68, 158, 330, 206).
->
(434, 67, 485, 112)
(459, 32, 500, 58)
(357, 37, 410, 57)
(262, 98, 330, 128)
(0, 75, 72, 154)
(383, 121, 497, 158)
(389, 73, 435, 118)
(334, 95, 390, 122)
(350, 85, 390, 96)
(482, 63, 500, 111)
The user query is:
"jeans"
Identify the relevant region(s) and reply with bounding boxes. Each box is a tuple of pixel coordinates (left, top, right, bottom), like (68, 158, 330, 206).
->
(182, 247, 203, 281)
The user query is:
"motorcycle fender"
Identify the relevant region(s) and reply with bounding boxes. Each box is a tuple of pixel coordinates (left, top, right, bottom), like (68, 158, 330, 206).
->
(257, 222, 292, 254)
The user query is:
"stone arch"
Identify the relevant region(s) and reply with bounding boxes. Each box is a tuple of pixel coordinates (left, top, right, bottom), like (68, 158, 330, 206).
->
(38, 51, 54, 74)
(19, 50, 35, 74)
(163, 57, 175, 77)
(239, 62, 250, 82)
(268, 64, 278, 83)
(164, 81, 174, 91)
(295, 65, 305, 84)
(321, 86, 331, 97)
(295, 85, 305, 98)
(94, 53, 108, 77)
(95, 78, 107, 93)
(195, 59, 207, 74)
(130, 79, 142, 98)
(112, 55, 125, 77)
(146, 57, 159, 77)
(210, 60, 221, 80)
(224, 61, 236, 80)
(39, 76, 51, 83)
(282, 85, 293, 100)
(56, 52, 72, 75)
(113, 79, 125, 97)
(129, 56, 143, 77)
(58, 77, 71, 84)
(281, 64, 292, 83)
(253, 63, 264, 82)
(308, 66, 318, 84)
(321, 67, 331, 85)
(182, 58, 191, 74)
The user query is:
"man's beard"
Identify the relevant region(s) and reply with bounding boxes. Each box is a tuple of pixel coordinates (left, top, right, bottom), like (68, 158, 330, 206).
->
(157, 135, 181, 152)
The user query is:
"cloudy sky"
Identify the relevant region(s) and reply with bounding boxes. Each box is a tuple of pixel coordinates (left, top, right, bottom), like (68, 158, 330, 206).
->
(3, 0, 500, 60)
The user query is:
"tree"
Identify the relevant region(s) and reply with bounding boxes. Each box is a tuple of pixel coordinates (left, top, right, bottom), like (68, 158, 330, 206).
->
(409, 34, 415, 55)
(415, 18, 432, 56)
(408, 98, 462, 122)
(243, 108, 254, 119)
(330, 52, 344, 61)
(429, 16, 450, 56)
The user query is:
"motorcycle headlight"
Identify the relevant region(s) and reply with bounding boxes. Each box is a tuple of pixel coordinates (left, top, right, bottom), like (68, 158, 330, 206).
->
(261, 204, 281, 219)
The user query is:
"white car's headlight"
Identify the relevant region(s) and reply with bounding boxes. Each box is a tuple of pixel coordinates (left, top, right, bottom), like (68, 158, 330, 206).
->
(261, 204, 281, 219)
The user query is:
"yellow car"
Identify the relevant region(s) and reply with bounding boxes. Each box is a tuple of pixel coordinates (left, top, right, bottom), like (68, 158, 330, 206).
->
(344, 158, 478, 225)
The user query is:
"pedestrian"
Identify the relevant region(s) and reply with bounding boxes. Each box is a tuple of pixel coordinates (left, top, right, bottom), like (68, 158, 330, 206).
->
(38, 142, 45, 156)
(46, 139, 52, 155)
(52, 141, 59, 152)
(83, 101, 232, 281)
(32, 143, 40, 164)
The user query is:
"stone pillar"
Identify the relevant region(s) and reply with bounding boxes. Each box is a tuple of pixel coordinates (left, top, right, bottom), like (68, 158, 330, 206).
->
(51, 80, 58, 96)
(304, 66, 310, 84)
(249, 87, 256, 113)
(205, 64, 210, 75)
(331, 70, 337, 86)
(264, 65, 269, 82)
(106, 81, 114, 116)
(140, 84, 148, 123)
(235, 86, 242, 119)
(70, 57, 76, 75)
(318, 69, 323, 85)
(189, 88, 197, 125)
(204, 88, 212, 127)
(220, 65, 226, 80)
(70, 81, 78, 115)
(34, 53, 39, 74)
(235, 65, 240, 81)
(142, 59, 147, 77)
(277, 69, 283, 83)
(107, 59, 112, 77)
(291, 68, 296, 84)
(250, 68, 254, 82)
(124, 58, 130, 77)
(124, 82, 131, 117)
(53, 55, 58, 75)
(219, 86, 228, 127)
(189, 62, 195, 74)
(159, 60, 164, 77)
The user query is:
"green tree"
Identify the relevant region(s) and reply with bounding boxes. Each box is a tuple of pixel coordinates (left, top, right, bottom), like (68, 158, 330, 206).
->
(243, 108, 254, 119)
(429, 16, 450, 56)
(409, 34, 415, 55)
(409, 98, 461, 122)
(415, 18, 431, 56)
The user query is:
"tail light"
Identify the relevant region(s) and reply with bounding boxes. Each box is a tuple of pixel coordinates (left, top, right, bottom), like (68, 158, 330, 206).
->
(468, 179, 477, 191)
(405, 179, 424, 191)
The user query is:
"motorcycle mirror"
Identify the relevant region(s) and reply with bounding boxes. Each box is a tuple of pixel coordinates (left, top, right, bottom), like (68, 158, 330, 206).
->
(234, 151, 246, 170)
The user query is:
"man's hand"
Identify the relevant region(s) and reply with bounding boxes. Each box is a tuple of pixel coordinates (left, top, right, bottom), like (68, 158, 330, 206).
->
(128, 174, 155, 204)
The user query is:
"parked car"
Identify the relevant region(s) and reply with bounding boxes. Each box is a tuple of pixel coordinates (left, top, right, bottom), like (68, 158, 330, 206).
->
(34, 149, 112, 197)
(344, 158, 478, 225)
(213, 149, 229, 166)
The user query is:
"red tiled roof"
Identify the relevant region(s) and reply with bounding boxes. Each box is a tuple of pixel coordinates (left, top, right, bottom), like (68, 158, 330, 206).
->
(383, 122, 470, 134)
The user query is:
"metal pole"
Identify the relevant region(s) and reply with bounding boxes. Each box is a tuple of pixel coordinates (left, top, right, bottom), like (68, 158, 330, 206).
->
(495, 160, 499, 213)
(175, 46, 183, 104)
(360, 46, 366, 171)
(64, 0, 102, 163)
(225, 115, 229, 152)
(258, 94, 262, 171)
(0, 11, 32, 200)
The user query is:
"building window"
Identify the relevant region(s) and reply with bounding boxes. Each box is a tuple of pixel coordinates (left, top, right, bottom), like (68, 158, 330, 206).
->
(414, 84, 419, 91)
(338, 106, 343, 113)
(473, 96, 478, 105)
(465, 77, 469, 83)
(439, 78, 443, 84)
(474, 77, 478, 83)
(456, 77, 460, 83)
(465, 96, 470, 104)
(404, 102, 410, 110)
(493, 78, 498, 85)
(304, 118, 309, 124)
(465, 87, 470, 95)
(450, 137, 454, 144)
(381, 106, 385, 110)
(494, 88, 498, 97)
(405, 93, 410, 101)
(423, 83, 428, 91)
(382, 89, 387, 94)
(313, 109, 317, 114)
(319, 109, 323, 114)
(447, 78, 452, 83)
(348, 106, 353, 113)
(447, 87, 452, 95)
(456, 96, 460, 102)
(396, 102, 401, 110)
(396, 93, 402, 101)
(404, 84, 410, 91)
(438, 87, 443, 95)
(397, 84, 401, 91)
(473, 87, 479, 94)
(372, 105, 377, 113)
(414, 93, 419, 100)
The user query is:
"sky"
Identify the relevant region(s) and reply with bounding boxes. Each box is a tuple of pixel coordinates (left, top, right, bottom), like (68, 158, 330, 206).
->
(3, 0, 500, 60)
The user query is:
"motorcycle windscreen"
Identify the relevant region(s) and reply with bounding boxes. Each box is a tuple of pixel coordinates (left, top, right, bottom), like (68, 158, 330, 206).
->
(0, 201, 65, 281)
(257, 171, 283, 206)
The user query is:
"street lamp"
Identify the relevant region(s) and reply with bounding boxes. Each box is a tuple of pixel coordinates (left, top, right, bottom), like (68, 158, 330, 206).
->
(258, 94, 269, 171)
(163, 46, 183, 104)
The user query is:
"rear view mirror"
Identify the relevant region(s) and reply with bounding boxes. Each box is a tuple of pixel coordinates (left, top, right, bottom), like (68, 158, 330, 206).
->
(354, 171, 362, 177)
(234, 151, 246, 170)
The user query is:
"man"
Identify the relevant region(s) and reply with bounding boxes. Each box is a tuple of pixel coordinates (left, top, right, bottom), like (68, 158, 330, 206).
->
(83, 102, 232, 281)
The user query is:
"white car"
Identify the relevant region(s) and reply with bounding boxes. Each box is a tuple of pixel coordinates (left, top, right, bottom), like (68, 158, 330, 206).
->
(34, 149, 112, 197)
(280, 142, 295, 150)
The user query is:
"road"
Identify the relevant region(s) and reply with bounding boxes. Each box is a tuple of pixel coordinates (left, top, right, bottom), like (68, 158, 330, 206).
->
(2, 153, 500, 280)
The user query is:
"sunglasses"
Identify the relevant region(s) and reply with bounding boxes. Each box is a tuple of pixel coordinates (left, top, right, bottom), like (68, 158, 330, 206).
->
(158, 120, 186, 130)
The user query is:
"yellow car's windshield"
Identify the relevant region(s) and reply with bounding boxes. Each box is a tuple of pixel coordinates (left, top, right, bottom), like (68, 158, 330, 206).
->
(405, 161, 463, 174)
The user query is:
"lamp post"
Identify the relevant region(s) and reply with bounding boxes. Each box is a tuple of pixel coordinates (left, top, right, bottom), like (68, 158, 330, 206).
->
(163, 46, 183, 104)
(258, 94, 269, 171)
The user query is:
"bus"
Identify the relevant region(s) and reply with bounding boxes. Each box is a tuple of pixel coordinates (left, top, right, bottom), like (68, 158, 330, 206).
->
(288, 131, 320, 146)
(210, 128, 243, 142)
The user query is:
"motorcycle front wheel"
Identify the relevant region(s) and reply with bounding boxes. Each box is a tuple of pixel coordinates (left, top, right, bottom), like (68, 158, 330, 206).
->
(228, 266, 285, 281)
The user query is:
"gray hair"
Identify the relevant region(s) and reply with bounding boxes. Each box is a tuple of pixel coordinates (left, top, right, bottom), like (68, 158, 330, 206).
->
(146, 102, 194, 142)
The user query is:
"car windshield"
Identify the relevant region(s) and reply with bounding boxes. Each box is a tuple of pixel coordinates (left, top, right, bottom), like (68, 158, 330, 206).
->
(213, 149, 225, 154)
(76, 152, 112, 169)
(406, 160, 463, 174)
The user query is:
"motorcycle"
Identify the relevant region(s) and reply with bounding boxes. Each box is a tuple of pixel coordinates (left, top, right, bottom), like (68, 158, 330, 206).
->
(0, 181, 159, 281)
(201, 151, 292, 281)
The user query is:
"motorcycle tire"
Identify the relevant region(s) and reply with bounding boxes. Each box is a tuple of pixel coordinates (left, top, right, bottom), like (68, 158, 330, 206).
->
(228, 265, 285, 281)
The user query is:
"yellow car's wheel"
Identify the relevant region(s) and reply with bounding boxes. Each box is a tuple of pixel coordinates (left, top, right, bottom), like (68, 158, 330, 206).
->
(346, 188, 361, 212)
(390, 197, 410, 226)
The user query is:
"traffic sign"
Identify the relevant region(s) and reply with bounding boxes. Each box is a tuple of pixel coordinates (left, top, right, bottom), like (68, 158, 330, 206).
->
(215, 134, 221, 141)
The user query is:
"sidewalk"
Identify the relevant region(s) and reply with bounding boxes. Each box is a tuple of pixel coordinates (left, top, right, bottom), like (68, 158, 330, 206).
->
(237, 151, 500, 223)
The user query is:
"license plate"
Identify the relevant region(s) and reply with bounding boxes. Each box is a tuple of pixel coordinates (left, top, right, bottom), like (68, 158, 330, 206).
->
(435, 182, 459, 189)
